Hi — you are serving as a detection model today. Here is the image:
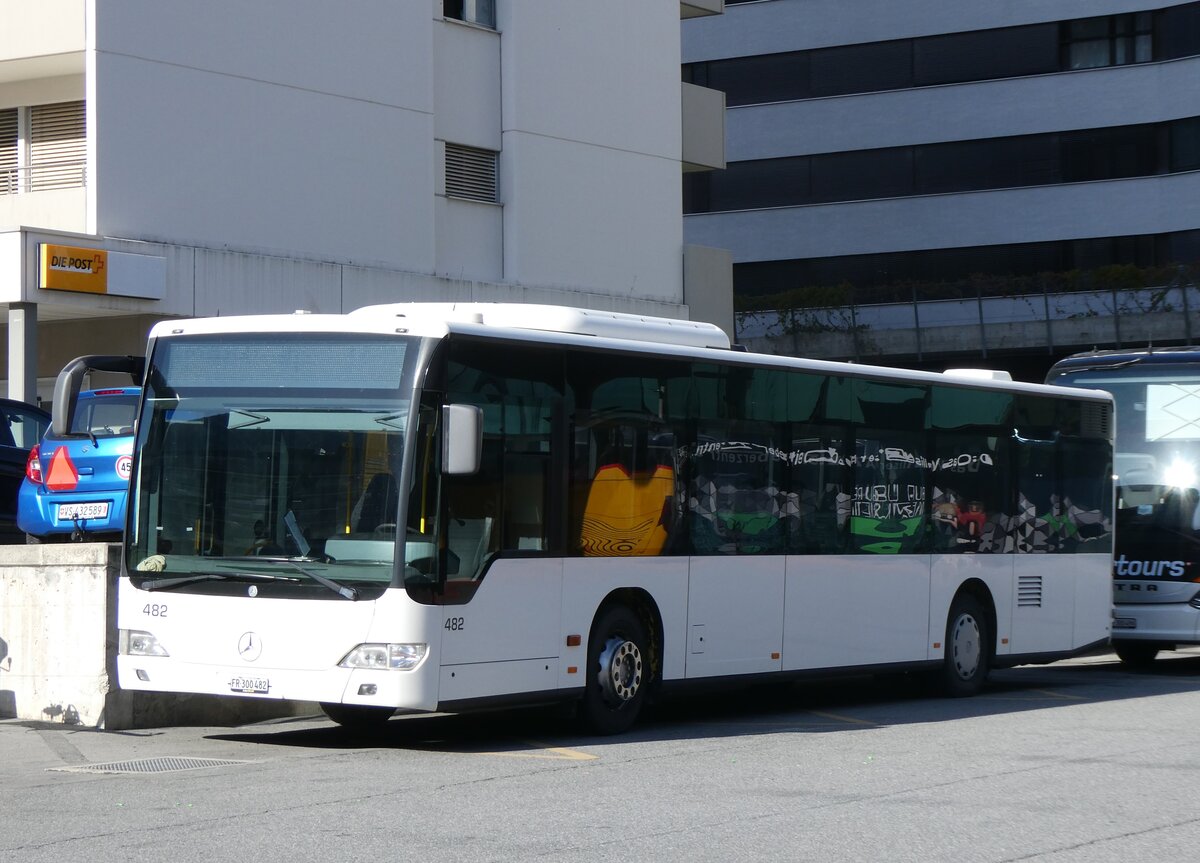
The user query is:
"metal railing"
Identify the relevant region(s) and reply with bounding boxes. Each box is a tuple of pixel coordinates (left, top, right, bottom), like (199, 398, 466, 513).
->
(0, 160, 87, 195)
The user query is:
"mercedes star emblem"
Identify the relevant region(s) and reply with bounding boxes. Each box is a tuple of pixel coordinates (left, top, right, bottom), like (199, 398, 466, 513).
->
(238, 632, 262, 662)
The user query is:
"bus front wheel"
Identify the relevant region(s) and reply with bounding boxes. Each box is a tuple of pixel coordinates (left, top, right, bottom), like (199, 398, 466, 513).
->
(1113, 642, 1160, 667)
(320, 702, 395, 730)
(581, 605, 649, 735)
(941, 594, 990, 697)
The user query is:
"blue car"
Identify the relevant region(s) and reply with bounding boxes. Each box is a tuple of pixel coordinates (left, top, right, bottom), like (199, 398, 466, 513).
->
(19, 387, 140, 543)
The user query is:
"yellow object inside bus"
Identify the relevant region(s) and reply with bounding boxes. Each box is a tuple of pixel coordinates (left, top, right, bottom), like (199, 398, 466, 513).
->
(579, 462, 674, 556)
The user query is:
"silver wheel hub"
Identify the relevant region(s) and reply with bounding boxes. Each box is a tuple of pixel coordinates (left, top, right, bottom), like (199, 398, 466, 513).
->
(950, 613, 981, 680)
(597, 636, 643, 704)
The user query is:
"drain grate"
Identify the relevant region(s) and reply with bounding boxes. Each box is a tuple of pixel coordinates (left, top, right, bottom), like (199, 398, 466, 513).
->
(50, 756, 253, 775)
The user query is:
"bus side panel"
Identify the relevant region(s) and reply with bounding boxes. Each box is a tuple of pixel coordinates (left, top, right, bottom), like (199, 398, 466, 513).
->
(685, 556, 785, 678)
(1010, 555, 1077, 654)
(1074, 552, 1113, 649)
(559, 556, 689, 687)
(437, 557, 563, 704)
(782, 554, 930, 671)
(929, 553, 1014, 660)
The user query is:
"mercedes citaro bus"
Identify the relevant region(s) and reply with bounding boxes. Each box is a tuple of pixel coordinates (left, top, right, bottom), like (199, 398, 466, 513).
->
(81, 303, 1116, 733)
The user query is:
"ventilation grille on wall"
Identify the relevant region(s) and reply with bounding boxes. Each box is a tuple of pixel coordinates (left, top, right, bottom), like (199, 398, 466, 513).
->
(445, 143, 497, 203)
(1018, 574, 1044, 608)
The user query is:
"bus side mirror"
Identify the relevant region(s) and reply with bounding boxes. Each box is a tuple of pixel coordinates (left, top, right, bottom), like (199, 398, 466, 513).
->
(442, 404, 482, 475)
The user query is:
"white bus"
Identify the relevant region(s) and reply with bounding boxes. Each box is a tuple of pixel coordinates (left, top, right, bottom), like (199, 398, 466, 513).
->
(104, 304, 1114, 733)
(1048, 347, 1200, 665)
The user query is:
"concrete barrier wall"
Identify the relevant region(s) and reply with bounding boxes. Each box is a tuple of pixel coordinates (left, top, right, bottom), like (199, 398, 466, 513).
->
(0, 544, 315, 729)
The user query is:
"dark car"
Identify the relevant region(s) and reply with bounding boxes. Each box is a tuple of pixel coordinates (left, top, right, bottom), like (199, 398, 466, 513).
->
(0, 399, 52, 542)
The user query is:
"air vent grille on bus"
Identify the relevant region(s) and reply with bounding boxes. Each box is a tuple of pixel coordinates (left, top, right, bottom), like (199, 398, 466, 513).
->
(1017, 574, 1043, 608)
(1081, 402, 1112, 439)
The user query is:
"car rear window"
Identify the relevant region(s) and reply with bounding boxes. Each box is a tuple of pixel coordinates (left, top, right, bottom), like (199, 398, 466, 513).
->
(71, 395, 138, 437)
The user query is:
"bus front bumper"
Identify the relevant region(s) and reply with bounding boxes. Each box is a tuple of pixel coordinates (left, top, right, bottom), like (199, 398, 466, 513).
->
(115, 654, 439, 712)
(1112, 602, 1200, 645)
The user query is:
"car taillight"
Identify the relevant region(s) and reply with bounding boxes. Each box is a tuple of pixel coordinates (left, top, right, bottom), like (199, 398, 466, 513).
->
(25, 445, 41, 484)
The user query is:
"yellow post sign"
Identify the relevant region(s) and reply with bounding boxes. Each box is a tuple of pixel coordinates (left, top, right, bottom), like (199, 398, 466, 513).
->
(39, 244, 109, 294)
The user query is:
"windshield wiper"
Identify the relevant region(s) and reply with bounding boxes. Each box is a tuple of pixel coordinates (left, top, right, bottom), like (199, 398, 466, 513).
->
(280, 559, 359, 601)
(140, 571, 299, 591)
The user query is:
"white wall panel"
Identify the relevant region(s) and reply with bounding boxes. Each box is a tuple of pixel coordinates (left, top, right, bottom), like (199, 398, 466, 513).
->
(0, 0, 83, 65)
(435, 196, 502, 282)
(90, 3, 436, 270)
(92, 0, 430, 113)
(0, 74, 83, 112)
(434, 20, 501, 151)
(500, 0, 680, 159)
(193, 249, 341, 316)
(501, 132, 683, 301)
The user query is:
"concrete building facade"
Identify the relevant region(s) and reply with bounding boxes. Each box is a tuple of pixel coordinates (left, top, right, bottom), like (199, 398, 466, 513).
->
(2, 0, 729, 404)
(683, 0, 1200, 376)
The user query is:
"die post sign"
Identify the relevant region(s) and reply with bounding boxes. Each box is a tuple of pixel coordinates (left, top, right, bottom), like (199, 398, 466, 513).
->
(39, 244, 109, 294)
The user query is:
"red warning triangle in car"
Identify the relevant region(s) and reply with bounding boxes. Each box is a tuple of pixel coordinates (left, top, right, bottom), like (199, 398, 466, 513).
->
(45, 448, 79, 492)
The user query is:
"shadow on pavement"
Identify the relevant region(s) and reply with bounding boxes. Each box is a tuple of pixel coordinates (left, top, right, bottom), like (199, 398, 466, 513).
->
(207, 650, 1200, 754)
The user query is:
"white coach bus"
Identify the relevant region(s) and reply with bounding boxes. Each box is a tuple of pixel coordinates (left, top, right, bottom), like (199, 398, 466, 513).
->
(104, 303, 1113, 733)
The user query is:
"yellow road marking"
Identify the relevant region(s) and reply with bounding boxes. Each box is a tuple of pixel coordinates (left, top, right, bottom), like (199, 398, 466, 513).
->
(1028, 688, 1086, 701)
(475, 741, 597, 761)
(981, 689, 1087, 702)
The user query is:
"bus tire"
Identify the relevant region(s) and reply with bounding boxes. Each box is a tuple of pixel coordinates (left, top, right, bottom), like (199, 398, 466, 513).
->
(941, 593, 990, 697)
(581, 605, 649, 735)
(320, 702, 394, 730)
(1113, 642, 1159, 667)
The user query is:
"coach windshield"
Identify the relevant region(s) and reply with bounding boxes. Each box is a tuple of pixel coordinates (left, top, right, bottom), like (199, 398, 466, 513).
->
(1053, 363, 1200, 574)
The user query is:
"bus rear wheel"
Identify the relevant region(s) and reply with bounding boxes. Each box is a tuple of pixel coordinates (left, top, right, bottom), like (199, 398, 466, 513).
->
(941, 594, 990, 697)
(320, 702, 395, 730)
(581, 605, 649, 735)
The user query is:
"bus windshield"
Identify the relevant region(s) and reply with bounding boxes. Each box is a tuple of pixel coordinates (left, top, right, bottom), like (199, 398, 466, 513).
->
(125, 333, 422, 595)
(1053, 363, 1200, 568)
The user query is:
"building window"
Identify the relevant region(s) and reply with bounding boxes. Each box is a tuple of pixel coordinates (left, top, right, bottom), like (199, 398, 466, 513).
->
(0, 101, 85, 195)
(444, 0, 495, 29)
(683, 3, 1191, 107)
(730, 232, 1179, 304)
(1062, 13, 1152, 70)
(29, 100, 85, 191)
(684, 115, 1193, 214)
(0, 108, 16, 195)
(445, 143, 498, 203)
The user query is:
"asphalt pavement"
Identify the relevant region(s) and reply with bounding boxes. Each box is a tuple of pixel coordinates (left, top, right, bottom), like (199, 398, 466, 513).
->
(4, 649, 1200, 863)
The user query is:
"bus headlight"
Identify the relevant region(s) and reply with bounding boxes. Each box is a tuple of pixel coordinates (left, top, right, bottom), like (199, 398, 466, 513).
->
(339, 643, 427, 671)
(119, 629, 169, 657)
